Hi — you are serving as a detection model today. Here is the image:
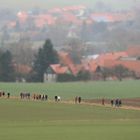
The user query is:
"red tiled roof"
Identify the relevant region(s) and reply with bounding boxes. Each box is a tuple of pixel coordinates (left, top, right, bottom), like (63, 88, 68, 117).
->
(58, 52, 73, 65)
(90, 12, 134, 22)
(90, 13, 114, 22)
(116, 60, 140, 74)
(68, 64, 80, 75)
(83, 51, 128, 72)
(62, 13, 81, 24)
(50, 64, 68, 74)
(127, 46, 140, 56)
(58, 52, 80, 75)
(86, 60, 98, 72)
(35, 14, 55, 27)
(98, 59, 140, 75)
(96, 51, 128, 67)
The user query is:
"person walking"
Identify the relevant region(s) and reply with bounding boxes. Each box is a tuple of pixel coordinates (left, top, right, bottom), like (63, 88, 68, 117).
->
(111, 99, 114, 107)
(78, 96, 81, 103)
(7, 93, 10, 98)
(102, 98, 105, 105)
(75, 96, 78, 104)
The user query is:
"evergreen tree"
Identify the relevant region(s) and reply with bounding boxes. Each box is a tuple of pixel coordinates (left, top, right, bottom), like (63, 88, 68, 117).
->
(32, 39, 58, 82)
(0, 50, 15, 81)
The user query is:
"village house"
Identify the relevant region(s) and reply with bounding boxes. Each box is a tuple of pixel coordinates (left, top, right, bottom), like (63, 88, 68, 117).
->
(44, 64, 69, 82)
(44, 46, 140, 82)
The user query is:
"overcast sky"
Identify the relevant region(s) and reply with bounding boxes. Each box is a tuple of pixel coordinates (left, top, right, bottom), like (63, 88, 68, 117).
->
(0, 0, 138, 10)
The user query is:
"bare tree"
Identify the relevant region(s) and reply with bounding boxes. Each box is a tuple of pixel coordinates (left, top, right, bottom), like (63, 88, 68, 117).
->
(6, 39, 35, 66)
(113, 65, 129, 81)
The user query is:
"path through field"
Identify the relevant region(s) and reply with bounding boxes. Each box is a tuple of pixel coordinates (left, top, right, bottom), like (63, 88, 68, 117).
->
(61, 100, 140, 111)
(1, 96, 140, 111)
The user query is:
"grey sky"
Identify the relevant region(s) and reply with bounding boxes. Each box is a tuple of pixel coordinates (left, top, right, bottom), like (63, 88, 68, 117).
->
(0, 0, 138, 10)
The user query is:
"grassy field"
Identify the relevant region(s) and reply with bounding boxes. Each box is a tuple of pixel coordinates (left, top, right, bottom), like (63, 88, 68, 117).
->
(0, 99, 140, 140)
(0, 0, 135, 10)
(0, 80, 140, 99)
(0, 81, 140, 140)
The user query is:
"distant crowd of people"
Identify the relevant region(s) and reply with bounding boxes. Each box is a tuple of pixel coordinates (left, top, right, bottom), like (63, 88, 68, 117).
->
(111, 99, 122, 107)
(75, 96, 82, 104)
(20, 92, 30, 99)
(20, 93, 60, 102)
(32, 94, 48, 101)
(101, 98, 122, 107)
(0, 91, 10, 98)
(1, 90, 124, 108)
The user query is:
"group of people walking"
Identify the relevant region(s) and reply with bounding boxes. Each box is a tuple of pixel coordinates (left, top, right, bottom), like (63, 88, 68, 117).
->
(20, 93, 62, 102)
(75, 96, 82, 104)
(20, 92, 31, 99)
(101, 98, 122, 107)
(19, 93, 49, 101)
(32, 94, 48, 101)
(20, 93, 61, 102)
(111, 99, 122, 107)
(0, 91, 10, 98)
(1, 90, 123, 108)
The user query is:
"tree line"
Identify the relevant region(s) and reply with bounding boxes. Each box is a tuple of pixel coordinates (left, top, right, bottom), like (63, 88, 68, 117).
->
(0, 39, 138, 82)
(0, 39, 58, 82)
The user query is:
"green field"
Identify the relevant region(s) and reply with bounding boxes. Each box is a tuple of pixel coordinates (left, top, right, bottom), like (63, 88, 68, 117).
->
(0, 81, 140, 140)
(0, 80, 140, 99)
(0, 99, 140, 140)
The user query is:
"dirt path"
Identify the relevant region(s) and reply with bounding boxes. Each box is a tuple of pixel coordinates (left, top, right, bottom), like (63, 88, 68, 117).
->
(1, 96, 140, 111)
(61, 100, 140, 111)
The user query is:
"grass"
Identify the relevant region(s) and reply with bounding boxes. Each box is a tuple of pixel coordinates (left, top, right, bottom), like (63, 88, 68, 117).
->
(0, 80, 140, 99)
(0, 99, 140, 140)
(0, 81, 140, 139)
